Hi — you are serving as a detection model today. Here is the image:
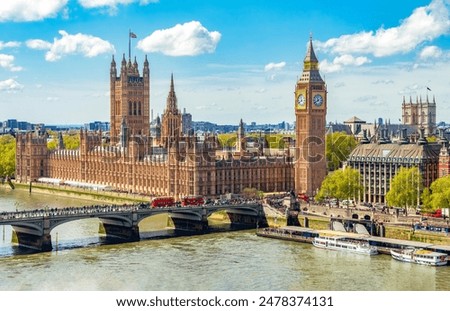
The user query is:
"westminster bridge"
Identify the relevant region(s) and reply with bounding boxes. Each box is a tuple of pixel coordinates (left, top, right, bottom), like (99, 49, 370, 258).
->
(0, 203, 266, 252)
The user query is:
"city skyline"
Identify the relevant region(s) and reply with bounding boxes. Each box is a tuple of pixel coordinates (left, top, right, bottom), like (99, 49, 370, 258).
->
(0, 0, 449, 125)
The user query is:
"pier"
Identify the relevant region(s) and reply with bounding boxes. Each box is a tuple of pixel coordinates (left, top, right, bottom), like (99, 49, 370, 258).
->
(257, 226, 450, 258)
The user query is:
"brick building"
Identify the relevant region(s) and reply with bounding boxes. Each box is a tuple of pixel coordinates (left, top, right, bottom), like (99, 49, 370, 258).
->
(16, 39, 330, 199)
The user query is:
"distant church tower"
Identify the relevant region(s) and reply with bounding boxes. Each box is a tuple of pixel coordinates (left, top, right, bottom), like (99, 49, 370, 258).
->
(402, 94, 436, 136)
(161, 74, 182, 147)
(110, 54, 150, 144)
(294, 36, 327, 197)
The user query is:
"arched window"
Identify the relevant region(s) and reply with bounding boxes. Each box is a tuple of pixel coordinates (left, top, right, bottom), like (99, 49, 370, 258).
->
(128, 101, 132, 115)
(138, 102, 142, 115)
(133, 101, 137, 115)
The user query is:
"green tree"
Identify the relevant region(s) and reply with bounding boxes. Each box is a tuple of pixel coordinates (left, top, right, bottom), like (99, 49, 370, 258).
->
(217, 133, 236, 148)
(426, 135, 437, 143)
(315, 167, 362, 204)
(421, 187, 433, 212)
(421, 176, 450, 211)
(47, 132, 80, 150)
(386, 167, 422, 212)
(326, 132, 357, 171)
(0, 135, 16, 177)
(64, 133, 80, 149)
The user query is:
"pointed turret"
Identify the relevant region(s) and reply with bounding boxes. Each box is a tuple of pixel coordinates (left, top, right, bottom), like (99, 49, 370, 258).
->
(304, 35, 319, 64)
(110, 55, 117, 78)
(143, 54, 149, 79)
(165, 73, 178, 113)
(120, 53, 127, 79)
(161, 74, 182, 147)
(299, 35, 323, 83)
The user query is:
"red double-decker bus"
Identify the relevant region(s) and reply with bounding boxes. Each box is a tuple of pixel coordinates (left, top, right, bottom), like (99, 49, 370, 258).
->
(181, 196, 205, 206)
(151, 197, 175, 208)
(298, 193, 309, 203)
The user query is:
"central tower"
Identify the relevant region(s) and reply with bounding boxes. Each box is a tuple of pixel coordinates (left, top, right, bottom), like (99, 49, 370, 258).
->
(294, 36, 327, 197)
(161, 74, 182, 148)
(110, 54, 150, 144)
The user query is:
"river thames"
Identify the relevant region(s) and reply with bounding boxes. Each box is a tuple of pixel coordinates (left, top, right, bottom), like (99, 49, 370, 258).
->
(0, 187, 449, 291)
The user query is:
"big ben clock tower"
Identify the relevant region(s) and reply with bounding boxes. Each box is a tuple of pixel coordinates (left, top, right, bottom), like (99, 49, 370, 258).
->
(294, 36, 327, 197)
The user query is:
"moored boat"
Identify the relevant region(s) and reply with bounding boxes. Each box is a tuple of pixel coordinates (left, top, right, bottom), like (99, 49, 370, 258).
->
(312, 235, 378, 255)
(390, 247, 448, 266)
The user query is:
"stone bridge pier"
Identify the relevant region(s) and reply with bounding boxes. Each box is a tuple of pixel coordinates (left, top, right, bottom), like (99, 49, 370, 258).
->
(224, 205, 267, 228)
(12, 223, 52, 252)
(99, 216, 140, 242)
(10, 213, 142, 252)
(169, 209, 209, 232)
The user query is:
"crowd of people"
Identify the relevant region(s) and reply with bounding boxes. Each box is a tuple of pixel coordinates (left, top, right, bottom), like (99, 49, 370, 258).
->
(0, 203, 144, 221)
(0, 197, 262, 221)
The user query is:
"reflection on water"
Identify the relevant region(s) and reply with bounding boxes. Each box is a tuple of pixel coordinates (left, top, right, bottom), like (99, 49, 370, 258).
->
(0, 187, 449, 291)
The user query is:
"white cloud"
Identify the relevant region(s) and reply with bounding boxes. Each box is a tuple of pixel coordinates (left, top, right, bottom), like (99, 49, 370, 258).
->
(264, 61, 286, 72)
(255, 88, 267, 93)
(372, 79, 394, 85)
(320, 55, 371, 73)
(0, 78, 24, 92)
(0, 41, 21, 50)
(78, 0, 158, 14)
(0, 0, 67, 22)
(0, 54, 23, 72)
(78, 0, 133, 8)
(27, 30, 115, 61)
(26, 39, 52, 50)
(316, 0, 450, 57)
(137, 21, 221, 56)
(419, 45, 443, 59)
(398, 83, 424, 95)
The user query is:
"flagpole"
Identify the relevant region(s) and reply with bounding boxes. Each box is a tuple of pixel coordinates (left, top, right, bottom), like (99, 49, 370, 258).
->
(128, 29, 131, 60)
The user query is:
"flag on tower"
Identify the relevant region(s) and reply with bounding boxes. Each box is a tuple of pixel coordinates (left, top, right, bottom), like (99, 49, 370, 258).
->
(130, 32, 137, 38)
(427, 87, 431, 91)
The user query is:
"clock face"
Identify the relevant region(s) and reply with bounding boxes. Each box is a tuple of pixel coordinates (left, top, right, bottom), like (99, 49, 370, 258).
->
(297, 94, 305, 106)
(313, 94, 323, 107)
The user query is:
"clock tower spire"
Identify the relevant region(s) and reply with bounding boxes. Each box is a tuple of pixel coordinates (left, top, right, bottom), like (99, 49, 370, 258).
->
(294, 36, 327, 197)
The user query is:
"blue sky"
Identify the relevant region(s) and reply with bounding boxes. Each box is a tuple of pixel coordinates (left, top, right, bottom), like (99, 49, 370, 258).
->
(0, 0, 449, 126)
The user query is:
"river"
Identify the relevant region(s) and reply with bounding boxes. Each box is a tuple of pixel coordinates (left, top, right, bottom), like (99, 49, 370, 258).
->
(0, 187, 449, 291)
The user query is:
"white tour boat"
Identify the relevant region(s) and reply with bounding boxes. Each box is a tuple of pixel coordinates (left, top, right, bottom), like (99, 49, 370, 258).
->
(312, 236, 378, 255)
(390, 248, 448, 266)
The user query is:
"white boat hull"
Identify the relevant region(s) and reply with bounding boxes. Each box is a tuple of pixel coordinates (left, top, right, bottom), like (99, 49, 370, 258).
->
(390, 248, 448, 266)
(312, 236, 378, 255)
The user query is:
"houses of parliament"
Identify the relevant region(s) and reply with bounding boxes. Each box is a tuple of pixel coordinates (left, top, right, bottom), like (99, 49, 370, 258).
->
(15, 38, 327, 199)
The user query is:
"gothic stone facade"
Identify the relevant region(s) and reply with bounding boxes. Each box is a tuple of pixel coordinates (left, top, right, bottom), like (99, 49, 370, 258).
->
(16, 130, 293, 198)
(16, 54, 297, 198)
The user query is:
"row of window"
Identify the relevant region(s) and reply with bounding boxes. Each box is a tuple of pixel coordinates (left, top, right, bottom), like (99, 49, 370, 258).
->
(128, 101, 142, 116)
